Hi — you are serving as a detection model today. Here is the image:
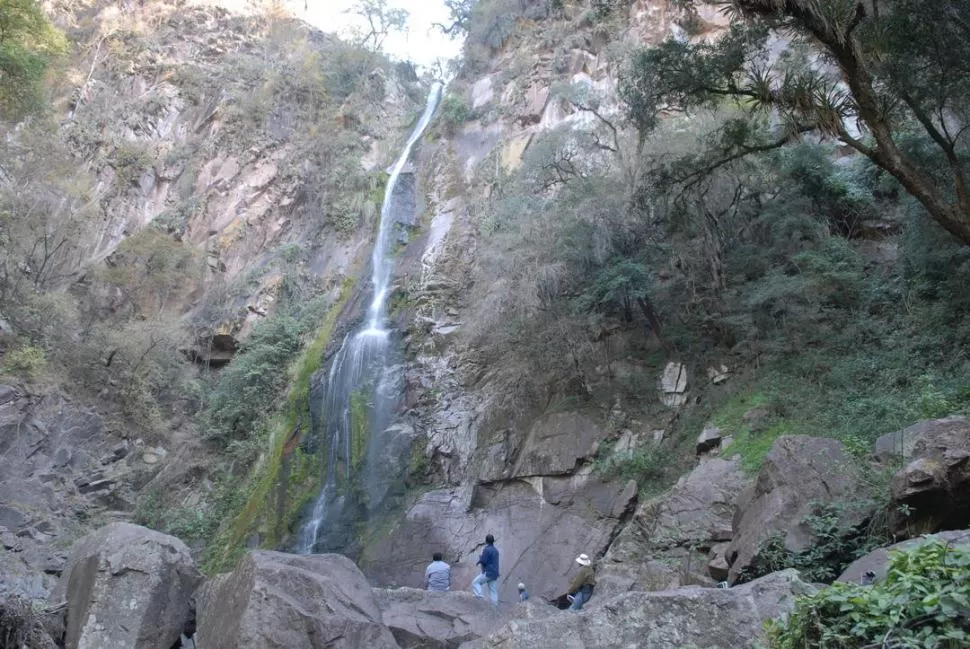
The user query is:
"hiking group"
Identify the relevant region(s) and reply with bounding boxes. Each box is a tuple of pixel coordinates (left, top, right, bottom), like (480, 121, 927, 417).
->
(424, 534, 596, 610)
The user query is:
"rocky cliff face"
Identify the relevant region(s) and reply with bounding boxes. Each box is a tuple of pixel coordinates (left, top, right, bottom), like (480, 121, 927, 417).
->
(1, 0, 422, 600)
(4, 3, 970, 643)
(349, 0, 723, 601)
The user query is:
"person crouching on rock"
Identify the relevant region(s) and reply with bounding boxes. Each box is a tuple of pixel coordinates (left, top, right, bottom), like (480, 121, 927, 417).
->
(426, 552, 451, 592)
(567, 553, 596, 611)
(517, 583, 530, 601)
(472, 533, 500, 605)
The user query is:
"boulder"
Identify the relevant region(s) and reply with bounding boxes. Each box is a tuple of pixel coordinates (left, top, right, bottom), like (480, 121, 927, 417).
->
(708, 549, 730, 582)
(742, 407, 771, 433)
(597, 458, 749, 594)
(460, 569, 803, 649)
(196, 551, 399, 649)
(725, 436, 874, 583)
(471, 77, 494, 110)
(874, 416, 969, 462)
(838, 530, 970, 584)
(659, 362, 687, 407)
(374, 587, 503, 649)
(695, 426, 722, 455)
(52, 523, 202, 649)
(881, 417, 970, 536)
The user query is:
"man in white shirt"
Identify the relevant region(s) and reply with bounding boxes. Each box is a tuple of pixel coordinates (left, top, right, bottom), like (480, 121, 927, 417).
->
(425, 552, 451, 592)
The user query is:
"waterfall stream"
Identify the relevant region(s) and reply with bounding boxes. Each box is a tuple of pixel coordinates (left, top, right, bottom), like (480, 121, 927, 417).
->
(296, 82, 443, 554)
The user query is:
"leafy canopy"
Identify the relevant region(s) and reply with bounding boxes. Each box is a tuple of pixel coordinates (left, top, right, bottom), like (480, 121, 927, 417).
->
(622, 0, 970, 244)
(0, 0, 66, 120)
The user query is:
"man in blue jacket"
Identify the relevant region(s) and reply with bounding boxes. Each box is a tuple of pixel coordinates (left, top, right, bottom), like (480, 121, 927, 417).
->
(472, 534, 500, 605)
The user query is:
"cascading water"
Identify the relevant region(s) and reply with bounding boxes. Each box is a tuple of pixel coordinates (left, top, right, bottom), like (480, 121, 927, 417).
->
(297, 82, 443, 555)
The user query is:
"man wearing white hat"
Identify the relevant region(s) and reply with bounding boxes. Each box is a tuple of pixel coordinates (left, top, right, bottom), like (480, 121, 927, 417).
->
(567, 553, 596, 611)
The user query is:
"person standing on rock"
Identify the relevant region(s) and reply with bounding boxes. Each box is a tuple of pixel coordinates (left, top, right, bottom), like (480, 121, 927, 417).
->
(472, 534, 500, 605)
(426, 552, 451, 592)
(567, 553, 596, 611)
(517, 583, 530, 601)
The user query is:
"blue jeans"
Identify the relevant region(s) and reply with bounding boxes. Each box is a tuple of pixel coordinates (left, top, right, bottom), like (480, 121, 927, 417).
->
(472, 573, 498, 604)
(569, 588, 591, 611)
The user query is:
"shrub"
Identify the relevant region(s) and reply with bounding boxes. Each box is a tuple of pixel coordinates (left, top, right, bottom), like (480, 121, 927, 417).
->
(740, 501, 891, 584)
(439, 93, 471, 135)
(3, 345, 46, 379)
(765, 538, 970, 649)
(203, 314, 304, 443)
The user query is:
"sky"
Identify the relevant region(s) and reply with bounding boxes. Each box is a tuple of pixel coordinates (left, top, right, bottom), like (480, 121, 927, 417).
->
(283, 0, 463, 69)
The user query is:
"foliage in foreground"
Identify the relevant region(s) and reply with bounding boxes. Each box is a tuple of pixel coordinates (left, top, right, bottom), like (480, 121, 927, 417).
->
(766, 539, 970, 649)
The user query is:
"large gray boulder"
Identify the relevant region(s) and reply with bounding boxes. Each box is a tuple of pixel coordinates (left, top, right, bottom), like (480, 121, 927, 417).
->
(838, 530, 970, 584)
(52, 522, 202, 649)
(374, 587, 505, 648)
(598, 457, 749, 595)
(460, 569, 803, 649)
(880, 417, 970, 536)
(874, 415, 968, 461)
(725, 436, 874, 583)
(196, 551, 400, 649)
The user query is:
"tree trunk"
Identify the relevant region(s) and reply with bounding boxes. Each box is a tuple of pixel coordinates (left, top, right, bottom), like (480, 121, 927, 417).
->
(637, 295, 665, 343)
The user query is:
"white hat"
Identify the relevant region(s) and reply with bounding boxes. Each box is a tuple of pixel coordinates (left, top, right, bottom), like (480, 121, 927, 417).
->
(517, 582, 526, 590)
(575, 553, 591, 566)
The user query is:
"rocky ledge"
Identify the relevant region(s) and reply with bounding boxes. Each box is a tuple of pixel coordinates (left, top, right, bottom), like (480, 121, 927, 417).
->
(5, 520, 970, 649)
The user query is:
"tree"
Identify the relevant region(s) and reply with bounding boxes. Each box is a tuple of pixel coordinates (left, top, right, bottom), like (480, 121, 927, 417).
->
(0, 0, 66, 120)
(622, 0, 970, 245)
(434, 0, 475, 37)
(346, 0, 408, 52)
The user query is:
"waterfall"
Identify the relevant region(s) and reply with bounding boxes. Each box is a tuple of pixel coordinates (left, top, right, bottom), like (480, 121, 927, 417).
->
(296, 82, 443, 555)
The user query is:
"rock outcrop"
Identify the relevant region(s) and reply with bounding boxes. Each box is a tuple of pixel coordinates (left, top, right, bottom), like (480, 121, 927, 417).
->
(879, 417, 970, 536)
(53, 523, 201, 649)
(598, 457, 749, 594)
(725, 436, 875, 583)
(196, 551, 400, 649)
(359, 476, 637, 604)
(460, 569, 803, 649)
(374, 587, 505, 649)
(0, 386, 189, 603)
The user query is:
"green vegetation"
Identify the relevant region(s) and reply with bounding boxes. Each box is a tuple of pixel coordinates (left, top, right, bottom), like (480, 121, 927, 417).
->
(447, 0, 564, 74)
(349, 389, 371, 468)
(202, 278, 354, 574)
(1, 344, 46, 380)
(439, 93, 472, 135)
(766, 539, 970, 648)
(704, 392, 793, 472)
(467, 90, 970, 470)
(742, 501, 892, 584)
(594, 440, 679, 497)
(0, 0, 66, 120)
(624, 0, 970, 244)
